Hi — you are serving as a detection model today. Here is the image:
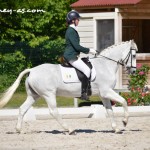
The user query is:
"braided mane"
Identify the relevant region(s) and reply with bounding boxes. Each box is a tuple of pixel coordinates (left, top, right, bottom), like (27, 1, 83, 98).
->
(100, 41, 130, 56)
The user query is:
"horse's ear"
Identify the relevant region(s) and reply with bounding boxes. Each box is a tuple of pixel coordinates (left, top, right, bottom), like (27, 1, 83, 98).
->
(131, 40, 138, 51)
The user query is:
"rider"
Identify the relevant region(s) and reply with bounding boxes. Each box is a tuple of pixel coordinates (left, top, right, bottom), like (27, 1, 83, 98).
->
(63, 10, 97, 100)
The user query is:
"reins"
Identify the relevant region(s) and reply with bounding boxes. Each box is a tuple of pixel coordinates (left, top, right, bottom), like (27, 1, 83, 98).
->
(95, 54, 124, 66)
(91, 48, 136, 69)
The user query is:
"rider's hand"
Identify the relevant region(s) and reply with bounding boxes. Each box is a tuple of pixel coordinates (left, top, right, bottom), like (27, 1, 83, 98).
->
(89, 49, 97, 55)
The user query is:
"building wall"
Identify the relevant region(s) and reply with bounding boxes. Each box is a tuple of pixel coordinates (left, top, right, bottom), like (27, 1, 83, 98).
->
(77, 18, 94, 48)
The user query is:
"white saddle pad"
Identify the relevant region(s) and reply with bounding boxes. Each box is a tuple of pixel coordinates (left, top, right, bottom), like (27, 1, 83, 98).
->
(59, 65, 96, 83)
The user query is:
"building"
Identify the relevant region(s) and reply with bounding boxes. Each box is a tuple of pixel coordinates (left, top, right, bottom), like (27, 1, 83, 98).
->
(71, 0, 150, 88)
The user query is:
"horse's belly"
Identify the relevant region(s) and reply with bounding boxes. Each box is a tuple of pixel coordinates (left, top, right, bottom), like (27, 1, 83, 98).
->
(56, 82, 99, 97)
(56, 82, 81, 97)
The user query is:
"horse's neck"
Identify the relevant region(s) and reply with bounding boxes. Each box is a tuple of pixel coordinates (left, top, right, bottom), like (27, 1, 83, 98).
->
(101, 46, 122, 61)
(101, 42, 130, 60)
(93, 42, 131, 74)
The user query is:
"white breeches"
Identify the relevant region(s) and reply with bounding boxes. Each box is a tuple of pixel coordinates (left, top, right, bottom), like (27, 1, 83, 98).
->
(69, 58, 91, 78)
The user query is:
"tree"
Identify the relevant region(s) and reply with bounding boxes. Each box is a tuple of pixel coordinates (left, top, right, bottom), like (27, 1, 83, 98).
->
(0, 0, 76, 65)
(0, 0, 76, 91)
(0, 0, 76, 47)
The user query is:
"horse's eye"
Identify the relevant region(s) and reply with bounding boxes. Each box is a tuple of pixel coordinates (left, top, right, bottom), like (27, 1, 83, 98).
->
(133, 55, 136, 58)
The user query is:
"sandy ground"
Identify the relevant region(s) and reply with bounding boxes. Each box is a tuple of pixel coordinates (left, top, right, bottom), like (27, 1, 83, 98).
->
(0, 116, 150, 150)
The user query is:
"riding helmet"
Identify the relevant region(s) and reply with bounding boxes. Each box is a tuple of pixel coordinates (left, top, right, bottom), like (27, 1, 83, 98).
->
(66, 10, 81, 24)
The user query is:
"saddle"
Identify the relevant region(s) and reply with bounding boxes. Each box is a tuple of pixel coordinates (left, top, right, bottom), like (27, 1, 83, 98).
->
(59, 57, 96, 97)
(59, 57, 96, 83)
(61, 57, 93, 82)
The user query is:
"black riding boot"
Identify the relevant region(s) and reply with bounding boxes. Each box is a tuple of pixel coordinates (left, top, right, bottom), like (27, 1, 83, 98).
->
(80, 76, 89, 101)
(87, 80, 92, 96)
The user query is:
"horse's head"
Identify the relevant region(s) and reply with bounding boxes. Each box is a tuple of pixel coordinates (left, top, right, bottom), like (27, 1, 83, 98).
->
(122, 40, 137, 74)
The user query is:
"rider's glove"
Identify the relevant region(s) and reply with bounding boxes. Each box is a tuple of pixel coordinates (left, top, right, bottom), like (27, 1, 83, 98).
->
(89, 49, 97, 55)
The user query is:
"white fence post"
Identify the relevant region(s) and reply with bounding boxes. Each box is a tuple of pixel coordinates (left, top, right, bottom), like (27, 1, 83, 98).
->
(74, 98, 78, 107)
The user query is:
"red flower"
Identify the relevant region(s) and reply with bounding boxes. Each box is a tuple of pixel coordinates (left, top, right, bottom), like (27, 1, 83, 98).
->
(131, 87, 135, 91)
(127, 98, 131, 103)
(141, 93, 146, 97)
(139, 71, 144, 75)
(137, 64, 142, 69)
(132, 99, 136, 103)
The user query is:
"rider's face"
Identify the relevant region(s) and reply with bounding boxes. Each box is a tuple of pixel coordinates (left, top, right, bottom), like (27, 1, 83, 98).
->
(74, 19, 79, 26)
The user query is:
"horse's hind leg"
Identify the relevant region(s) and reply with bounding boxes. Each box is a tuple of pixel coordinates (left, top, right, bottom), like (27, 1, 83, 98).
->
(16, 95, 36, 132)
(43, 92, 75, 134)
(16, 80, 39, 133)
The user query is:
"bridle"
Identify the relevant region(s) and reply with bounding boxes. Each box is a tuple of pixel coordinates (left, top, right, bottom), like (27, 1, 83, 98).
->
(122, 48, 137, 69)
(94, 48, 136, 69)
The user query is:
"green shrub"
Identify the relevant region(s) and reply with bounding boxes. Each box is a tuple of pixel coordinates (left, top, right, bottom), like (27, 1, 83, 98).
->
(0, 51, 31, 92)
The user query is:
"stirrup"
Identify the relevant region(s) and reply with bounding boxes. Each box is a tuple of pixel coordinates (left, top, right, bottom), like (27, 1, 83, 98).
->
(87, 88, 92, 96)
(80, 93, 89, 101)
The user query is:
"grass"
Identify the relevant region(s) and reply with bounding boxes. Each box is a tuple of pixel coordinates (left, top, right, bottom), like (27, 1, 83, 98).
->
(3, 91, 101, 108)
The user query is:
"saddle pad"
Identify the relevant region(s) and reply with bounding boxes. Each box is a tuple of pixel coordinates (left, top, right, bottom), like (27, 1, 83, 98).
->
(59, 65, 96, 83)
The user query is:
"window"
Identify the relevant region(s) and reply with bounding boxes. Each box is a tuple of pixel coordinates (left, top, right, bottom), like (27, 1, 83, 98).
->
(97, 20, 114, 52)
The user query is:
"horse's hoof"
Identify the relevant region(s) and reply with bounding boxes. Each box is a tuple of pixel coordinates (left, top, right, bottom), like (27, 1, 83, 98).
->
(16, 130, 21, 134)
(16, 128, 21, 133)
(115, 129, 123, 134)
(122, 120, 127, 127)
(69, 130, 77, 135)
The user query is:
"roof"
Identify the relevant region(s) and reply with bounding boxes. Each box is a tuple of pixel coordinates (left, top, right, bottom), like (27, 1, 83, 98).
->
(71, 0, 142, 8)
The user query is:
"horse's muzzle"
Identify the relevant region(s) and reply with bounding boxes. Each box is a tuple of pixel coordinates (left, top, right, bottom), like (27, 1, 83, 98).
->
(130, 68, 136, 74)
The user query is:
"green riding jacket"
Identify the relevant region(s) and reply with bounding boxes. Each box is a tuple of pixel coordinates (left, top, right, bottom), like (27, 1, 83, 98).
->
(64, 26, 90, 61)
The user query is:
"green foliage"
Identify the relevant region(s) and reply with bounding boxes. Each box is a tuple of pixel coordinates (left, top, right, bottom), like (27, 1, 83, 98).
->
(120, 64, 150, 106)
(40, 38, 65, 64)
(0, 0, 77, 91)
(0, 51, 31, 92)
(0, 0, 76, 46)
(0, 51, 31, 75)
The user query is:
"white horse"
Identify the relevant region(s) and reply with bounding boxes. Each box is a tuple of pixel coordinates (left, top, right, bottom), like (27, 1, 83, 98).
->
(0, 40, 137, 134)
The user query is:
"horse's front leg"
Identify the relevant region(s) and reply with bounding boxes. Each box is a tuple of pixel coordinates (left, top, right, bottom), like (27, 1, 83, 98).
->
(101, 89, 129, 131)
(101, 98, 121, 133)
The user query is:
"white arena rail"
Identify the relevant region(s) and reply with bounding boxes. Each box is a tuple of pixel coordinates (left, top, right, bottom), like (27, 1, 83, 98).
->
(0, 105, 150, 121)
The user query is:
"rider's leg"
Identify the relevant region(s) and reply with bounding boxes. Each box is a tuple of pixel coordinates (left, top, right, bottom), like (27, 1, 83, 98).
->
(69, 58, 91, 78)
(81, 75, 89, 100)
(87, 80, 92, 96)
(69, 58, 91, 100)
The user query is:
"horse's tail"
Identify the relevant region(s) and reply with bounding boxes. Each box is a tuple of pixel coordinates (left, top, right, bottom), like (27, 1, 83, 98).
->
(0, 69, 31, 108)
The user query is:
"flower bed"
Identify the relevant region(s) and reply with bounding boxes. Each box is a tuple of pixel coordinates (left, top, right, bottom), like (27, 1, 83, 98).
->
(121, 91, 150, 106)
(116, 64, 150, 106)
